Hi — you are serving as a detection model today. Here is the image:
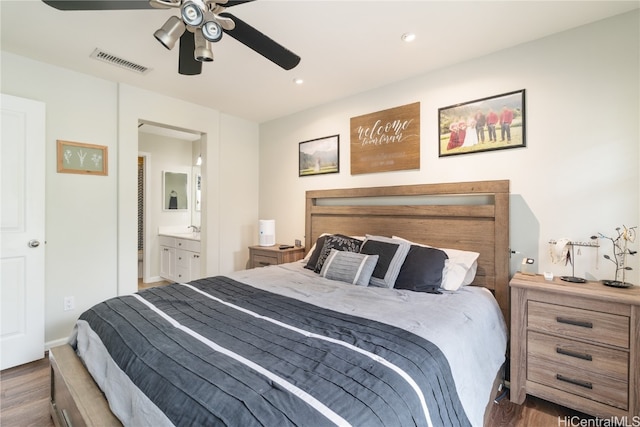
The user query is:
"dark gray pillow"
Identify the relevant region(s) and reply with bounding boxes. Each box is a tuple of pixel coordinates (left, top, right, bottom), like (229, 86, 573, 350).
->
(304, 235, 328, 270)
(394, 245, 449, 293)
(313, 234, 363, 273)
(359, 236, 410, 288)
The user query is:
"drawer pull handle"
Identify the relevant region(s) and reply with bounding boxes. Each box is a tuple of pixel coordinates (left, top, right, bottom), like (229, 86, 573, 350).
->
(556, 374, 592, 389)
(259, 262, 270, 266)
(556, 317, 593, 329)
(62, 409, 73, 427)
(556, 347, 592, 361)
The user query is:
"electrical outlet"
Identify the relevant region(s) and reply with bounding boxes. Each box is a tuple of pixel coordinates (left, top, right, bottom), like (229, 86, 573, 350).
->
(63, 296, 75, 311)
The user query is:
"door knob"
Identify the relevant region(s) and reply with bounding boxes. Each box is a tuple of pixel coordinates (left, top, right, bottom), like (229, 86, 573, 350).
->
(28, 239, 40, 248)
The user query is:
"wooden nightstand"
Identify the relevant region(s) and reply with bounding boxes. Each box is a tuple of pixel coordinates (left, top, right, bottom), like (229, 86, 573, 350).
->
(510, 272, 640, 419)
(248, 245, 305, 268)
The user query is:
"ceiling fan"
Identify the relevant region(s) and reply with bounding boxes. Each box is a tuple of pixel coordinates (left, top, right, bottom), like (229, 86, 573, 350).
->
(42, 0, 301, 75)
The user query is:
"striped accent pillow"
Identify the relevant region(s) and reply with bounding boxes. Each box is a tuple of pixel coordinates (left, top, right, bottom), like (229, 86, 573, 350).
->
(360, 235, 411, 288)
(319, 249, 379, 286)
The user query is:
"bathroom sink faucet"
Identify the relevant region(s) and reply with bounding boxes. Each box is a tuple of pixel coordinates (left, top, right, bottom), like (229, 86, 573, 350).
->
(189, 225, 200, 233)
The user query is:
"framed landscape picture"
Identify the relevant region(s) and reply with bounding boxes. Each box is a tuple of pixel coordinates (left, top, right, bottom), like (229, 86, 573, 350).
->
(438, 89, 526, 157)
(299, 135, 340, 176)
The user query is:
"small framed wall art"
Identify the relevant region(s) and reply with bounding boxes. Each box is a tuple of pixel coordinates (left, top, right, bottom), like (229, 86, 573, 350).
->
(438, 89, 526, 157)
(298, 134, 340, 177)
(57, 140, 108, 175)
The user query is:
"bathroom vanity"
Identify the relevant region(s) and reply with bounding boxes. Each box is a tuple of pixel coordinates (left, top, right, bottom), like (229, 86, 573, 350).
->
(159, 232, 201, 283)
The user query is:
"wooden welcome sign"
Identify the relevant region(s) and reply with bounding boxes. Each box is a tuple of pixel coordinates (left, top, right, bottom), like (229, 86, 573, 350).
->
(350, 102, 420, 174)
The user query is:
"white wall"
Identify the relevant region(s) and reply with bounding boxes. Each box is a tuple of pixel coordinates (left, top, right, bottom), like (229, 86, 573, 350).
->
(259, 11, 640, 284)
(1, 53, 261, 346)
(219, 113, 260, 272)
(117, 85, 223, 296)
(1, 52, 119, 344)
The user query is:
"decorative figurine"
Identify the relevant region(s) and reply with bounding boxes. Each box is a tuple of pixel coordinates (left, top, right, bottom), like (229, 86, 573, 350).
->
(599, 225, 637, 287)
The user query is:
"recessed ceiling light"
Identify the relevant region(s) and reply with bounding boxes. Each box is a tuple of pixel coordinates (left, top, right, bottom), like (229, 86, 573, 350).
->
(401, 32, 416, 43)
(293, 78, 304, 85)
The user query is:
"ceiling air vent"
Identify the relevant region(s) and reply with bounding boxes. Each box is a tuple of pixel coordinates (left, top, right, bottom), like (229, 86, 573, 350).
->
(90, 48, 151, 75)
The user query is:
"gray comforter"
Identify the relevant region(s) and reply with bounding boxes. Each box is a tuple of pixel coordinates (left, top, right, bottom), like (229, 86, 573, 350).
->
(77, 275, 471, 427)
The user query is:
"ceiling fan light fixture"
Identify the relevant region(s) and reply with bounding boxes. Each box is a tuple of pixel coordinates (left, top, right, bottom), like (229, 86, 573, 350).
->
(154, 15, 186, 50)
(194, 31, 214, 62)
(181, 0, 205, 27)
(202, 17, 223, 42)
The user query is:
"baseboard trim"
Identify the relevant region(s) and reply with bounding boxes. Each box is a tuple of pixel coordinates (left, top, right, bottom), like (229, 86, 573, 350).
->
(46, 337, 71, 351)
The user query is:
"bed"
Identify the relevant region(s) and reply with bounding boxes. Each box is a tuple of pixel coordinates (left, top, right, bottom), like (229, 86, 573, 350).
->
(49, 180, 510, 427)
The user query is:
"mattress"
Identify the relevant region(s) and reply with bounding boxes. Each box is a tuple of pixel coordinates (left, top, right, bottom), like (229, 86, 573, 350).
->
(72, 261, 507, 427)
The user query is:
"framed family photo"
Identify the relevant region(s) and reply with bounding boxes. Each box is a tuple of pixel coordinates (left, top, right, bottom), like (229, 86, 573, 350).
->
(438, 89, 526, 157)
(299, 135, 340, 176)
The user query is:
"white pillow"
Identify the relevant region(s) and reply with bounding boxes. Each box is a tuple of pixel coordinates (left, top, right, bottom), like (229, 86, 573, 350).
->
(392, 236, 479, 291)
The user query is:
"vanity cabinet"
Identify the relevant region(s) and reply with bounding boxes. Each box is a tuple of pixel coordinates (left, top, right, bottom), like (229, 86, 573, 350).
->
(159, 235, 201, 282)
(159, 243, 175, 280)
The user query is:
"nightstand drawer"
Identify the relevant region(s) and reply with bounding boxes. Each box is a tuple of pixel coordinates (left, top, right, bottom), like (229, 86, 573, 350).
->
(528, 301, 629, 348)
(248, 245, 306, 269)
(527, 331, 628, 409)
(253, 254, 278, 267)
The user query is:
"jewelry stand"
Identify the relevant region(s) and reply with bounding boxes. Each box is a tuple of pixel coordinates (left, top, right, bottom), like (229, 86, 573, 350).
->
(549, 239, 599, 284)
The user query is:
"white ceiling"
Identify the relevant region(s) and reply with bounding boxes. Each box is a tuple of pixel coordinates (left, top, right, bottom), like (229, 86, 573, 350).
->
(2, 1, 638, 123)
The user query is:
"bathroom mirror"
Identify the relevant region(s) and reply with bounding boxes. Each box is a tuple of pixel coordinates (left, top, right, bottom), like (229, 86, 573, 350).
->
(163, 171, 189, 211)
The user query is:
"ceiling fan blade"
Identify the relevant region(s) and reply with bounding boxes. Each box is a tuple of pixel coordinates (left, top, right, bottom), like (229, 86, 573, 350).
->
(219, 12, 300, 70)
(222, 1, 257, 7)
(178, 31, 202, 75)
(42, 0, 156, 11)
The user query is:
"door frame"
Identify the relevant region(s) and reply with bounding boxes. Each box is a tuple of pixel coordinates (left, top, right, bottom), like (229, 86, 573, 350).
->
(138, 151, 152, 284)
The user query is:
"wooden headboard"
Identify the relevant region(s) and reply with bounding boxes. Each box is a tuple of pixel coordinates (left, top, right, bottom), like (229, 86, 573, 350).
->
(305, 180, 510, 326)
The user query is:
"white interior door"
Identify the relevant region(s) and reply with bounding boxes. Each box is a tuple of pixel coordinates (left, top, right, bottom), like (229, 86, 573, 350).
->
(1, 93, 46, 370)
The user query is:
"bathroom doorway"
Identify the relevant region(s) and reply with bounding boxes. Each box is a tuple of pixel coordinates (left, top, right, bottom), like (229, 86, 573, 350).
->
(138, 122, 203, 287)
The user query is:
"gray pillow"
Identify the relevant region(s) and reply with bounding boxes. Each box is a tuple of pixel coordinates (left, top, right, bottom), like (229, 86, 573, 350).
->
(313, 234, 363, 273)
(359, 235, 410, 288)
(319, 249, 379, 286)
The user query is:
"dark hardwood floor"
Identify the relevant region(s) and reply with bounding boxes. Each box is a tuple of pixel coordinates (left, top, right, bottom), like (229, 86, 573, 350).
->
(1, 354, 595, 427)
(1, 356, 54, 427)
